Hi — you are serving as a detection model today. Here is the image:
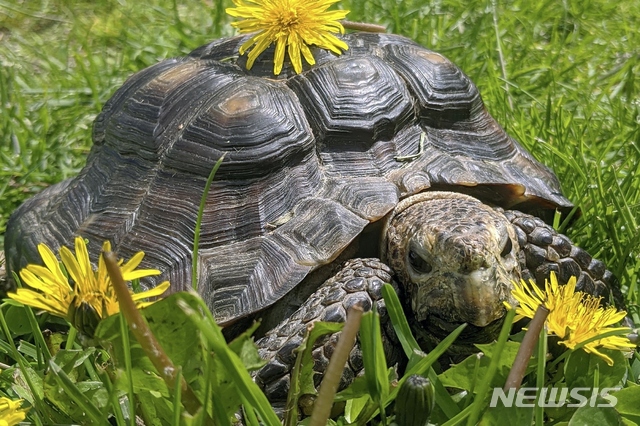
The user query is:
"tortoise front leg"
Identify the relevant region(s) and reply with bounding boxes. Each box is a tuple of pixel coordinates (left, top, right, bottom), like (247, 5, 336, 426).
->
(504, 210, 628, 314)
(506, 209, 637, 342)
(254, 258, 403, 410)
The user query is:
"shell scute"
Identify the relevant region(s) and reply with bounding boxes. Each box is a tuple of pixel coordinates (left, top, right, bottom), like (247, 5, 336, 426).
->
(270, 198, 369, 266)
(288, 55, 414, 146)
(101, 60, 237, 160)
(384, 44, 482, 127)
(321, 178, 399, 221)
(198, 236, 312, 324)
(169, 76, 314, 178)
(93, 58, 182, 146)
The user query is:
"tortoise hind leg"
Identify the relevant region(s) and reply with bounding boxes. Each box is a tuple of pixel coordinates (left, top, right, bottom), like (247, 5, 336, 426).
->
(253, 258, 403, 413)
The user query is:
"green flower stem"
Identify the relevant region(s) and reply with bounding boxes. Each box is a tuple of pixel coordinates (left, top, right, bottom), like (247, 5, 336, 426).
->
(21, 305, 52, 365)
(100, 368, 127, 426)
(65, 326, 77, 351)
(309, 306, 363, 426)
(103, 251, 202, 416)
(172, 367, 184, 426)
(118, 309, 136, 426)
(503, 305, 549, 391)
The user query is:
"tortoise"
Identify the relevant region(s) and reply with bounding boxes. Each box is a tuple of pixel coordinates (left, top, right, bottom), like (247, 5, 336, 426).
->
(3, 32, 625, 400)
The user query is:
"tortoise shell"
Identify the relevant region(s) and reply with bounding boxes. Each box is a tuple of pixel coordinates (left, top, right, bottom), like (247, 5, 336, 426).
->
(4, 32, 572, 324)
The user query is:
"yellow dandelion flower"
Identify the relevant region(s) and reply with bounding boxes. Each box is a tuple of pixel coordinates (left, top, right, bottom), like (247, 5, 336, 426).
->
(511, 271, 634, 366)
(226, 0, 349, 75)
(558, 294, 632, 364)
(0, 397, 28, 426)
(9, 237, 170, 336)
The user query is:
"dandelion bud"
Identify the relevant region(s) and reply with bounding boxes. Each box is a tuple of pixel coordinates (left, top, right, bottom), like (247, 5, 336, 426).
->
(395, 374, 435, 426)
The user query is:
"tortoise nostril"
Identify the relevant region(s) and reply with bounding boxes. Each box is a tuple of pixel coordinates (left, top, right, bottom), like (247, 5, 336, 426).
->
(462, 264, 486, 274)
(501, 239, 513, 258)
(461, 254, 490, 273)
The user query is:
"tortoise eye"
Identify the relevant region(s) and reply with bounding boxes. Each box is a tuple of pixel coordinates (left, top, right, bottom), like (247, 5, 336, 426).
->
(408, 249, 432, 274)
(500, 238, 513, 258)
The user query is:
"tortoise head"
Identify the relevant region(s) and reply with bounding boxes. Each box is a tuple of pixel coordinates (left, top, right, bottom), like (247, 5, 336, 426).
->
(383, 191, 520, 338)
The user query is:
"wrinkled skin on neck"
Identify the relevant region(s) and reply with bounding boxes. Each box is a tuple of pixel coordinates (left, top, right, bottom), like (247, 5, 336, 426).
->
(384, 192, 520, 344)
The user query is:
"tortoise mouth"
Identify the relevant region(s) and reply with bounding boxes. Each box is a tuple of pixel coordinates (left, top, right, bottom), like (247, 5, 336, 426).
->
(422, 313, 506, 344)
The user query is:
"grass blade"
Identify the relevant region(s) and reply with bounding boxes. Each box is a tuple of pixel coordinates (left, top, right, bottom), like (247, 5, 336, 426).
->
(176, 296, 281, 425)
(286, 321, 344, 426)
(535, 327, 547, 426)
(359, 308, 389, 423)
(48, 360, 109, 426)
(395, 323, 467, 395)
(191, 155, 225, 291)
(103, 252, 203, 417)
(355, 322, 467, 424)
(466, 309, 516, 426)
(0, 302, 46, 419)
(383, 283, 460, 419)
(381, 284, 420, 358)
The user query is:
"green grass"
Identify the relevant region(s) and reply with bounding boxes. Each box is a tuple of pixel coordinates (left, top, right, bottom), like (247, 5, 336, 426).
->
(1, 0, 639, 314)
